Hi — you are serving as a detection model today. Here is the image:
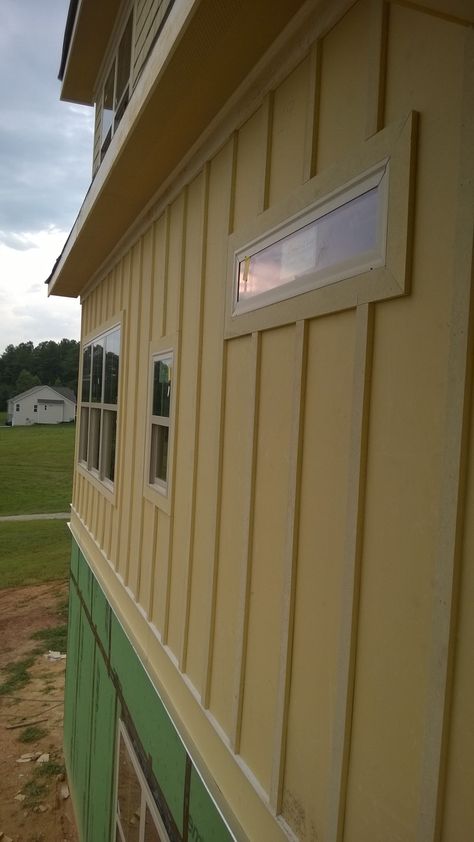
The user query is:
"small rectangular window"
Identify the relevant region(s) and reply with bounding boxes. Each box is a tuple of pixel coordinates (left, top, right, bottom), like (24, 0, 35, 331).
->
(149, 355, 172, 490)
(233, 166, 387, 316)
(34, 404, 38, 413)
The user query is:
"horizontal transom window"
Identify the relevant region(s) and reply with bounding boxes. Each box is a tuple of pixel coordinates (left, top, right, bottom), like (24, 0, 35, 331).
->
(233, 163, 388, 316)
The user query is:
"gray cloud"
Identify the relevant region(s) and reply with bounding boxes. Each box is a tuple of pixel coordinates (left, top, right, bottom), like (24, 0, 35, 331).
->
(0, 0, 94, 246)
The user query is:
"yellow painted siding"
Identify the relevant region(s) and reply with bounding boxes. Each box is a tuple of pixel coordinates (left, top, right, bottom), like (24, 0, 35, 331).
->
(281, 311, 356, 839)
(441, 377, 474, 841)
(71, 1, 474, 839)
(133, 0, 172, 86)
(344, 8, 467, 841)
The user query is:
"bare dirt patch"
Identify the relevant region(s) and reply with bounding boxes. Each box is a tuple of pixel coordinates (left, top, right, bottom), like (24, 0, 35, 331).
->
(0, 581, 77, 841)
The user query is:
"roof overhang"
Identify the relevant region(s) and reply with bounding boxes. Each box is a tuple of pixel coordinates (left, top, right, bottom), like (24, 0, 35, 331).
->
(49, 0, 310, 298)
(59, 0, 122, 105)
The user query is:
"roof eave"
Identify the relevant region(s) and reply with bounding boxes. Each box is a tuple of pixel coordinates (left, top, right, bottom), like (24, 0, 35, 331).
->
(59, 0, 122, 105)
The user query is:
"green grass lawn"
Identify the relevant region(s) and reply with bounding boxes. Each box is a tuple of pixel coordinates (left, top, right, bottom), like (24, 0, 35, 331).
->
(0, 423, 75, 515)
(0, 520, 71, 588)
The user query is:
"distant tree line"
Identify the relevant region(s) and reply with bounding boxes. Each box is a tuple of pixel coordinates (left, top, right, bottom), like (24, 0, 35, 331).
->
(0, 339, 79, 411)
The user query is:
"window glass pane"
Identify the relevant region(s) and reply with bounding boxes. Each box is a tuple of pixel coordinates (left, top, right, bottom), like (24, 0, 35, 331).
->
(82, 345, 91, 402)
(79, 407, 89, 462)
(90, 409, 101, 471)
(153, 360, 171, 417)
(102, 410, 117, 482)
(144, 806, 165, 841)
(91, 341, 104, 403)
(116, 14, 132, 108)
(104, 329, 120, 404)
(238, 186, 379, 303)
(102, 62, 115, 151)
(117, 735, 141, 842)
(150, 424, 169, 484)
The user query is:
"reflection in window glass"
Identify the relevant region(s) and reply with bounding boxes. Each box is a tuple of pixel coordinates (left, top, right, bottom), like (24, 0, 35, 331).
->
(79, 325, 120, 486)
(101, 62, 115, 153)
(79, 407, 89, 463)
(91, 342, 104, 402)
(90, 409, 101, 471)
(102, 411, 117, 482)
(104, 329, 120, 404)
(82, 345, 91, 402)
(152, 360, 171, 417)
(150, 425, 169, 484)
(117, 735, 141, 842)
(238, 187, 379, 304)
(116, 14, 132, 109)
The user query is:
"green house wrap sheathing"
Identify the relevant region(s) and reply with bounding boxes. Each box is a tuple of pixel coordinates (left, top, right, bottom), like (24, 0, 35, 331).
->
(64, 541, 234, 842)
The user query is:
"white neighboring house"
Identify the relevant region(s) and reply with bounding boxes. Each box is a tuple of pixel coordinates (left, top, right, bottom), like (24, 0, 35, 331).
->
(7, 385, 76, 426)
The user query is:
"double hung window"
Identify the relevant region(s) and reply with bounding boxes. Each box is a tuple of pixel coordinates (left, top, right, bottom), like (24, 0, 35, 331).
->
(149, 354, 172, 490)
(115, 723, 170, 842)
(79, 325, 120, 487)
(101, 12, 133, 160)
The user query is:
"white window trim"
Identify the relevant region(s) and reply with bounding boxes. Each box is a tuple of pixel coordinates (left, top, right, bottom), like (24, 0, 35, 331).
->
(78, 317, 121, 499)
(144, 336, 178, 515)
(225, 110, 417, 338)
(114, 721, 171, 842)
(232, 162, 389, 317)
(99, 7, 135, 162)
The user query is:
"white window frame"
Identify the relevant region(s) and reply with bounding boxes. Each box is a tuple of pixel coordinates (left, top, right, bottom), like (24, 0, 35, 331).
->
(78, 320, 121, 495)
(144, 336, 177, 515)
(225, 111, 417, 338)
(232, 163, 389, 316)
(100, 8, 135, 162)
(114, 721, 171, 842)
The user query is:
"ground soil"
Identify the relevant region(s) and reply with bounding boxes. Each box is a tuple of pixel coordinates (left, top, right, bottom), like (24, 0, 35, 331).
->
(0, 581, 78, 842)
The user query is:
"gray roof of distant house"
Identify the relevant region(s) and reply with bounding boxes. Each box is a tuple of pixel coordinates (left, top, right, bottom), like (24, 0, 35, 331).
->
(9, 385, 76, 404)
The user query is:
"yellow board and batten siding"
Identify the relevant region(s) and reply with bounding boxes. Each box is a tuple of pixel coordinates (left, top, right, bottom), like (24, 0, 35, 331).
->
(74, 0, 474, 839)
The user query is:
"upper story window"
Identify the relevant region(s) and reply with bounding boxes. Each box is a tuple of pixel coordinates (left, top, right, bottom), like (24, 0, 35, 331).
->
(101, 12, 133, 161)
(79, 324, 120, 488)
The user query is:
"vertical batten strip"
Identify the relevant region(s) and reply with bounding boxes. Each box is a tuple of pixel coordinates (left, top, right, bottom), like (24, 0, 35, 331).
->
(417, 31, 474, 842)
(124, 240, 144, 587)
(327, 302, 374, 842)
(146, 506, 159, 620)
(179, 166, 210, 672)
(162, 189, 188, 646)
(229, 330, 261, 751)
(303, 40, 322, 182)
(114, 253, 133, 575)
(201, 136, 239, 707)
(269, 319, 308, 811)
(161, 207, 171, 339)
(366, 0, 388, 138)
(261, 92, 274, 212)
(327, 6, 388, 832)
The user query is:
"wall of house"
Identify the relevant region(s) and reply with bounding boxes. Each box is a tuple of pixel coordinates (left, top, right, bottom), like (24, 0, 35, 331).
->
(69, 1, 474, 840)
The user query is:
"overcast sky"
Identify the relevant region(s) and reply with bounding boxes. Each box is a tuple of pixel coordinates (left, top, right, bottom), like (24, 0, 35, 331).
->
(0, 0, 94, 353)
